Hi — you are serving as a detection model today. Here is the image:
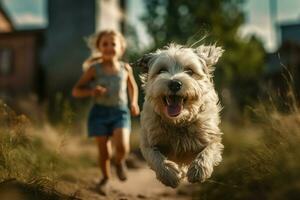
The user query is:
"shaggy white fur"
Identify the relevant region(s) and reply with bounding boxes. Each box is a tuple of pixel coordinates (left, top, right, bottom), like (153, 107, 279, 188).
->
(136, 43, 224, 188)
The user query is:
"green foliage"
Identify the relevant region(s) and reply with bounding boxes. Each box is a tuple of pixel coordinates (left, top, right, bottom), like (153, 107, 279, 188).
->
(143, 0, 244, 46)
(142, 0, 266, 110)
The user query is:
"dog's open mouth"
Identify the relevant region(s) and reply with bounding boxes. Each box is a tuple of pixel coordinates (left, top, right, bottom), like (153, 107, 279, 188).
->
(163, 95, 186, 117)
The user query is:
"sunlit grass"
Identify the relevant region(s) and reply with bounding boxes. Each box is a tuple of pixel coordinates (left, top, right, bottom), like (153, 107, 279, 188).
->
(195, 87, 300, 200)
(0, 100, 84, 199)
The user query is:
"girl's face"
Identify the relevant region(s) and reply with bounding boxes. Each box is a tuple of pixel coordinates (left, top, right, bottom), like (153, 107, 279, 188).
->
(98, 34, 123, 60)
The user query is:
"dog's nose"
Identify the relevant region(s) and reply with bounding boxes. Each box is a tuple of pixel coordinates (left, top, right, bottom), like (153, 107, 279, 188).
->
(168, 80, 182, 93)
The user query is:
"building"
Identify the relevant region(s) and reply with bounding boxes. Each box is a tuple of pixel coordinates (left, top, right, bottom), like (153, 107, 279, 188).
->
(0, 5, 12, 32)
(41, 0, 96, 96)
(0, 0, 126, 100)
(281, 22, 300, 44)
(42, 0, 126, 97)
(266, 22, 300, 72)
(265, 21, 300, 99)
(0, 3, 44, 101)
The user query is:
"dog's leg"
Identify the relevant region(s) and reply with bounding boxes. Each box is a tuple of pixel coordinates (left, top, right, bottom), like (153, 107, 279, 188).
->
(187, 142, 223, 183)
(140, 134, 182, 188)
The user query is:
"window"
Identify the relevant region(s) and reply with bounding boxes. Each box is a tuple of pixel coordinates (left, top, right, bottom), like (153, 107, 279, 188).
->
(0, 48, 13, 76)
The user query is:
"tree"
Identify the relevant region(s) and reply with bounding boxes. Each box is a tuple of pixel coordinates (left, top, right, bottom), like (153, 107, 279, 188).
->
(142, 0, 266, 111)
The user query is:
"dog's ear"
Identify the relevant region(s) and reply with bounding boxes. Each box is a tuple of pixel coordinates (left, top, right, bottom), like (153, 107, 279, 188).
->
(132, 53, 154, 73)
(195, 45, 224, 67)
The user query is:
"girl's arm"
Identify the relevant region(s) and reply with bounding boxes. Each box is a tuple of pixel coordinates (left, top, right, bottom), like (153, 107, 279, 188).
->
(125, 63, 140, 116)
(72, 67, 106, 98)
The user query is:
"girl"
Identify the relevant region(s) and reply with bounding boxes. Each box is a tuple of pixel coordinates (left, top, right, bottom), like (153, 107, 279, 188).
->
(72, 30, 140, 195)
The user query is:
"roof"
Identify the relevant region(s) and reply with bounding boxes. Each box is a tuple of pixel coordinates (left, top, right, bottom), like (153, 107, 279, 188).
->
(0, 3, 14, 31)
(279, 20, 300, 29)
(0, 28, 44, 35)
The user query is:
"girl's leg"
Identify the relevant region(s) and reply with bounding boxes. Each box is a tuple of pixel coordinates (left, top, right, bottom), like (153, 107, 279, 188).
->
(95, 136, 112, 179)
(112, 128, 130, 163)
(112, 128, 130, 180)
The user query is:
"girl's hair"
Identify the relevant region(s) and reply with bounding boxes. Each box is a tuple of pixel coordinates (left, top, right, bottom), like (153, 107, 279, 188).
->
(83, 30, 127, 71)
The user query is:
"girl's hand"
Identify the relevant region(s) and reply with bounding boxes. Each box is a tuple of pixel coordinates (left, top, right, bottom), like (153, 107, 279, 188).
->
(92, 86, 107, 97)
(130, 103, 140, 116)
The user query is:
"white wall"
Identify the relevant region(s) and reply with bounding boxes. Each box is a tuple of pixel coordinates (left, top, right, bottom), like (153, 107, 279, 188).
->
(96, 0, 123, 31)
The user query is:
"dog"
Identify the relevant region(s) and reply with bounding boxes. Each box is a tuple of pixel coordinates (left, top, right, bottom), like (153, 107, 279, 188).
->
(136, 43, 224, 188)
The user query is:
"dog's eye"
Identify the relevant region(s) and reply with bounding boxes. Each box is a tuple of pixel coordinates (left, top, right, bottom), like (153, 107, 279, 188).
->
(158, 68, 168, 74)
(184, 69, 194, 76)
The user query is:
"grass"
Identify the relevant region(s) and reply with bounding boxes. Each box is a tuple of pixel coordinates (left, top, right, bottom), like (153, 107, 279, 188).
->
(194, 88, 300, 200)
(3, 82, 300, 199)
(0, 101, 64, 182)
(0, 100, 82, 199)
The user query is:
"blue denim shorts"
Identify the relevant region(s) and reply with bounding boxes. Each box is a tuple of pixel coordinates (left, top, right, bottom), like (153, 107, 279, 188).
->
(87, 104, 131, 137)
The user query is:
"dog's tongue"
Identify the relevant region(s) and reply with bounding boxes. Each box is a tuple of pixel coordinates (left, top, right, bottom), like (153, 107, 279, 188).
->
(166, 95, 183, 117)
(167, 105, 181, 117)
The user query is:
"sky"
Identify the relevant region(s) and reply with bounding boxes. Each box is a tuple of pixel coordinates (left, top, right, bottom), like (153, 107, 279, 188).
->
(127, 0, 153, 47)
(240, 0, 300, 51)
(2, 0, 300, 52)
(1, 0, 47, 29)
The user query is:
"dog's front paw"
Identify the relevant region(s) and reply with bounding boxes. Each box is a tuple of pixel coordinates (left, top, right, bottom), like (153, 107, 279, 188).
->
(187, 161, 212, 183)
(156, 160, 182, 188)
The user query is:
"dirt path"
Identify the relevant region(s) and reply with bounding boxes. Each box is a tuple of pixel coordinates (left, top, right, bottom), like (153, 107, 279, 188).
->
(57, 162, 192, 200)
(109, 165, 187, 200)
(35, 126, 196, 200)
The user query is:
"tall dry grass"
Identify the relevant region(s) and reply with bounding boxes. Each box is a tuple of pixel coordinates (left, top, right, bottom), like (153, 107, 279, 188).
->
(0, 100, 68, 183)
(0, 100, 81, 199)
(195, 85, 300, 200)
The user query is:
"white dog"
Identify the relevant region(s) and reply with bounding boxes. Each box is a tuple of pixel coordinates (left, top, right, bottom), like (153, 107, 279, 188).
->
(136, 43, 224, 188)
